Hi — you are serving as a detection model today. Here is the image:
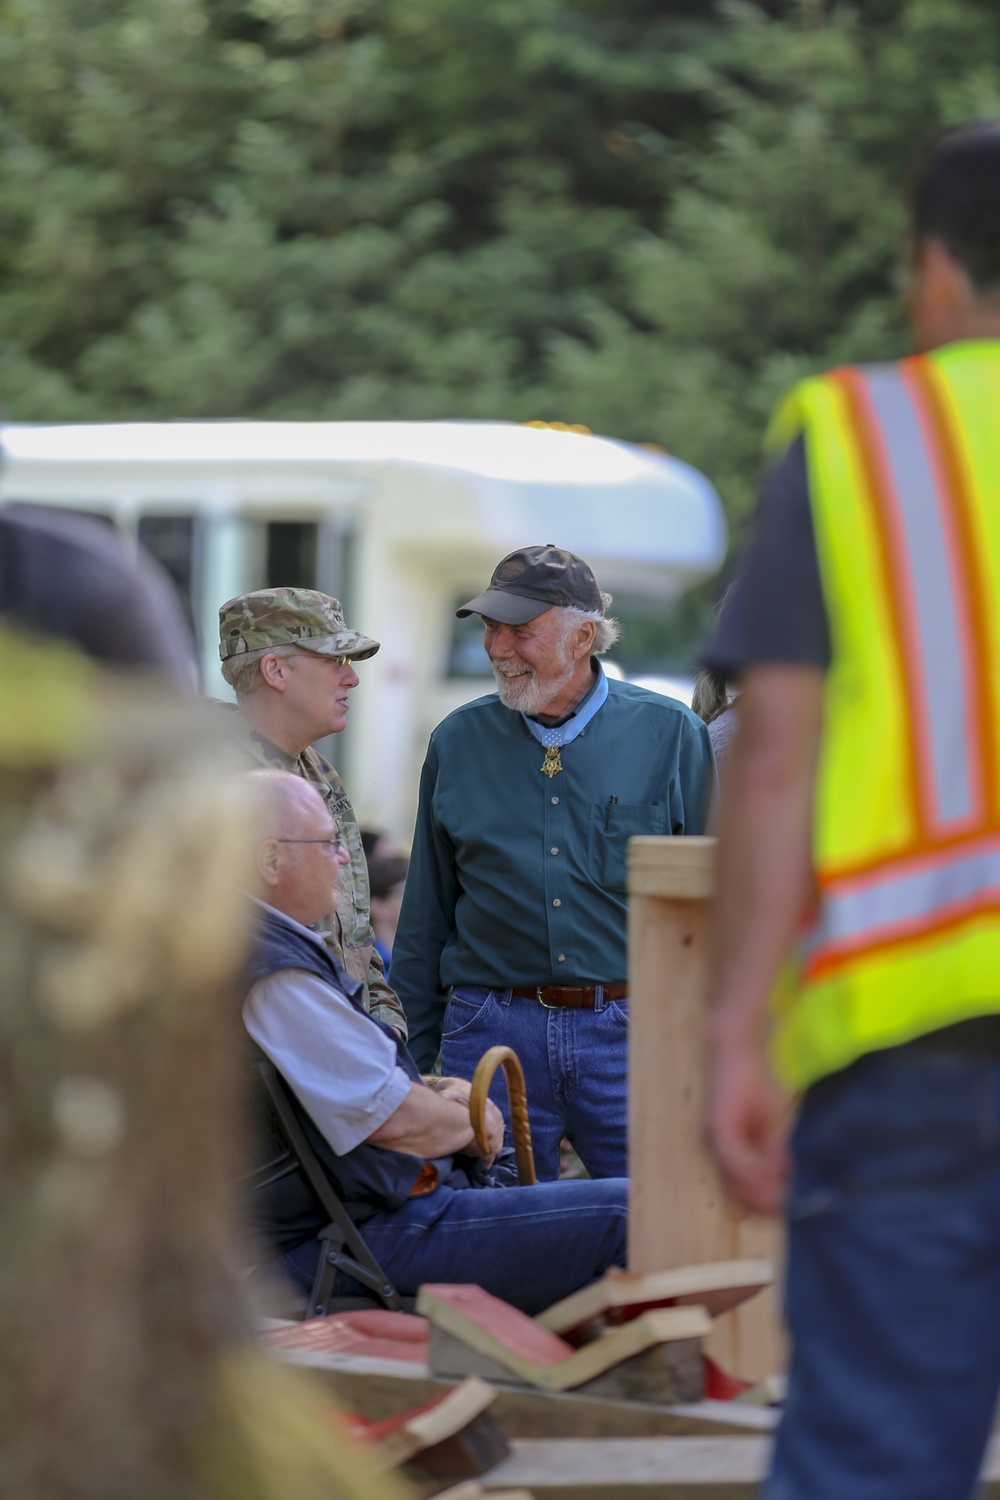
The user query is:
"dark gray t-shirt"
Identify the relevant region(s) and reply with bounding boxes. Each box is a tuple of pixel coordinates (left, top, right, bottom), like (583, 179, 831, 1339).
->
(705, 437, 831, 676)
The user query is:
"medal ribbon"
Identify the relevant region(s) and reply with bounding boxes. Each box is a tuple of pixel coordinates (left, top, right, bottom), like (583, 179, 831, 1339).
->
(521, 668, 609, 774)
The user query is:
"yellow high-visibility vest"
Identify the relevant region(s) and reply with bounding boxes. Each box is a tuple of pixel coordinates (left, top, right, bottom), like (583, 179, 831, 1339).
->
(768, 341, 1000, 1091)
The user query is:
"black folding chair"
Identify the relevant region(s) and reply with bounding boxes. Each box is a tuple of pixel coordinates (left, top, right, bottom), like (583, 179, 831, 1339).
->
(247, 1055, 408, 1318)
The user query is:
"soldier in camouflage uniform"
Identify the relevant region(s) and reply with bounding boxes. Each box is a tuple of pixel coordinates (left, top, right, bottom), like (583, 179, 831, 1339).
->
(218, 588, 407, 1037)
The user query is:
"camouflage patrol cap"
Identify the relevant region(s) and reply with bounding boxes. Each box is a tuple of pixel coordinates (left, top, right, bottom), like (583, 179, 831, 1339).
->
(218, 588, 380, 662)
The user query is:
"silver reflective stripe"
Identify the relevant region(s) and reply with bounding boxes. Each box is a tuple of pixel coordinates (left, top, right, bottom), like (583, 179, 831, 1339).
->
(862, 366, 973, 827)
(800, 838, 1000, 968)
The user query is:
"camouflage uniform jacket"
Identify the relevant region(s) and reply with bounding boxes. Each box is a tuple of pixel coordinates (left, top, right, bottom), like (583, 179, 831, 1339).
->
(218, 702, 407, 1037)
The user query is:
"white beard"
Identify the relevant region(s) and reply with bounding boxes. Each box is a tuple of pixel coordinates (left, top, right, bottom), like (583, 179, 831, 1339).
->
(491, 657, 575, 716)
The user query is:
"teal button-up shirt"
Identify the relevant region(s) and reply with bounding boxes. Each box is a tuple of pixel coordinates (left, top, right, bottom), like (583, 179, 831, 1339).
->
(392, 667, 715, 1071)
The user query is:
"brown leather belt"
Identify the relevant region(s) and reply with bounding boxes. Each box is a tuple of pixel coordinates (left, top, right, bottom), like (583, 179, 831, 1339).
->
(510, 982, 628, 1009)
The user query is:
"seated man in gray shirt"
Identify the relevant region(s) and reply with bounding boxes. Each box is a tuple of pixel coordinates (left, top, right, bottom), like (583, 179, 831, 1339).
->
(243, 769, 628, 1316)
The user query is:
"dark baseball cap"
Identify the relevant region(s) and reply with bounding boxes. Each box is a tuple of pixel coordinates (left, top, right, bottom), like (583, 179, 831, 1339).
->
(456, 545, 603, 624)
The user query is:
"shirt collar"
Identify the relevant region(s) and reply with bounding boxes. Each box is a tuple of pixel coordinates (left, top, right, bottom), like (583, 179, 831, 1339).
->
(250, 894, 330, 955)
(526, 659, 605, 728)
(521, 662, 609, 749)
(223, 704, 313, 773)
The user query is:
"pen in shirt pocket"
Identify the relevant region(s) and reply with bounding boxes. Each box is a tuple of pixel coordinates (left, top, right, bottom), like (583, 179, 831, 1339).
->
(605, 794, 618, 830)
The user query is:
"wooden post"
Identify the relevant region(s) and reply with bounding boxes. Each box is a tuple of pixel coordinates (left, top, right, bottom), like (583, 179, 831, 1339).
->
(627, 836, 785, 1382)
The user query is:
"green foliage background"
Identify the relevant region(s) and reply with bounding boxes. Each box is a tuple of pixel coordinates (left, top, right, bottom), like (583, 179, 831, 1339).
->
(2, 0, 1000, 551)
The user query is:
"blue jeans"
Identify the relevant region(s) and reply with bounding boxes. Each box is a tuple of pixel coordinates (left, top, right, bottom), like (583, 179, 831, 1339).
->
(768, 1044, 1000, 1500)
(439, 985, 629, 1181)
(280, 1176, 628, 1317)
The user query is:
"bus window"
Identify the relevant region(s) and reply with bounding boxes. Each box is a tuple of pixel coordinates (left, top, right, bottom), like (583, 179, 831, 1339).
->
(266, 521, 317, 590)
(448, 608, 491, 678)
(137, 515, 198, 635)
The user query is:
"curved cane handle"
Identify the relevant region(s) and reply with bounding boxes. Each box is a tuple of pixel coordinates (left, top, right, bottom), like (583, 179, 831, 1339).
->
(469, 1044, 537, 1186)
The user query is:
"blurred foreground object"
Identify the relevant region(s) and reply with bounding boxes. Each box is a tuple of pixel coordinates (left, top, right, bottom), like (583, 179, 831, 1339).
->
(0, 628, 405, 1500)
(0, 503, 197, 686)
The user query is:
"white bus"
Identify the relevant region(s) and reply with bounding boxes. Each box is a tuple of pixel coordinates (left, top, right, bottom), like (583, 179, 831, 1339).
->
(0, 420, 726, 837)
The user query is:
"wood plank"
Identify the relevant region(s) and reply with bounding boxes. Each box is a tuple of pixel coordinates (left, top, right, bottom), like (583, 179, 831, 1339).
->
(419, 1284, 711, 1392)
(563, 1338, 704, 1405)
(267, 1346, 779, 1438)
(262, 1308, 428, 1363)
(458, 1434, 1000, 1500)
(428, 1328, 705, 1405)
(627, 838, 786, 1383)
(432, 1486, 535, 1500)
(537, 1261, 773, 1337)
(478, 1436, 771, 1496)
(628, 836, 716, 899)
(351, 1375, 504, 1476)
(419, 1284, 575, 1367)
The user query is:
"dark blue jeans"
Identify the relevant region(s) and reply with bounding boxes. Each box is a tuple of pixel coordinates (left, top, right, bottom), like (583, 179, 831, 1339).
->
(768, 1044, 1000, 1500)
(281, 1176, 628, 1317)
(439, 985, 629, 1180)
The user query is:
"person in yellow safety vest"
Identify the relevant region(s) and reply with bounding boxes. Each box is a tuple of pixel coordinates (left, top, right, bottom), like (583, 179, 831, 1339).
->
(705, 121, 1000, 1500)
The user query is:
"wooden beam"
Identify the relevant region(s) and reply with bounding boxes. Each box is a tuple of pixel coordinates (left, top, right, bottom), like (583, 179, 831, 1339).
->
(474, 1435, 771, 1496)
(628, 836, 717, 900)
(267, 1345, 779, 1439)
(418, 1284, 710, 1393)
(450, 1434, 1000, 1500)
(627, 837, 785, 1382)
(537, 1260, 772, 1337)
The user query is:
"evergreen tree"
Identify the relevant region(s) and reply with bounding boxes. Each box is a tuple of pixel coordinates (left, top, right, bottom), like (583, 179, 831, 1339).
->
(1, 0, 999, 554)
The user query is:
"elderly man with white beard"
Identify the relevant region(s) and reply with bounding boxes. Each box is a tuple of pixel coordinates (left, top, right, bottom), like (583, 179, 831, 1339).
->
(391, 545, 715, 1180)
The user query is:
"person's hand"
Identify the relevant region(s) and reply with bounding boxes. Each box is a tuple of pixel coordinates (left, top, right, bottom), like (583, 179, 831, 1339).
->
(461, 1095, 504, 1167)
(433, 1076, 472, 1108)
(706, 1036, 791, 1217)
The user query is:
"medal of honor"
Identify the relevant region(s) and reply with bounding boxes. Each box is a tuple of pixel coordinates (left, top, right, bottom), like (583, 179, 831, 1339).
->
(540, 745, 563, 778)
(522, 669, 608, 779)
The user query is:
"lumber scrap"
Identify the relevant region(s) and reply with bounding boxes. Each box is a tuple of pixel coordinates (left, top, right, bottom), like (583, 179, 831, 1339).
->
(455, 1434, 1000, 1500)
(266, 1337, 779, 1437)
(557, 1338, 704, 1405)
(433, 1485, 534, 1500)
(263, 1308, 428, 1364)
(474, 1435, 772, 1496)
(428, 1327, 705, 1405)
(733, 1373, 787, 1408)
(628, 835, 786, 1382)
(537, 1261, 773, 1339)
(418, 1284, 710, 1393)
(347, 1375, 508, 1478)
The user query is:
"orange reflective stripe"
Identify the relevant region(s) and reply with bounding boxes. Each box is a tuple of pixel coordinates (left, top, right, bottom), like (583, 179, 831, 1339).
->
(801, 831, 1000, 977)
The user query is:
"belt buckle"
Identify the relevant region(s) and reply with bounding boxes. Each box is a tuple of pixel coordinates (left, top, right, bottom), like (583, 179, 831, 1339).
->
(536, 986, 558, 1009)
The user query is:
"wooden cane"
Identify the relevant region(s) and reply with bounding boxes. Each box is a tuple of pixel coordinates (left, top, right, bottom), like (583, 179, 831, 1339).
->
(469, 1045, 537, 1186)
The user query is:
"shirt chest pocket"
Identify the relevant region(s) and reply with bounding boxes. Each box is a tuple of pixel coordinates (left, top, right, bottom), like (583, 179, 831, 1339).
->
(589, 803, 667, 893)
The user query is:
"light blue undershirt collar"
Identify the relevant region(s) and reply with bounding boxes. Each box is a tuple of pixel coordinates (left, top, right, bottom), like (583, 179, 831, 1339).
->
(520, 664, 609, 749)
